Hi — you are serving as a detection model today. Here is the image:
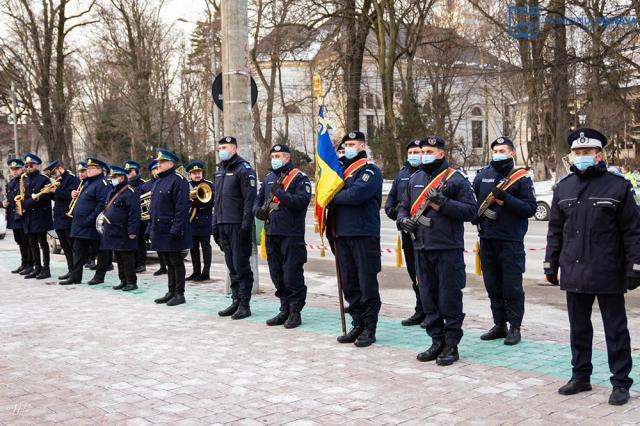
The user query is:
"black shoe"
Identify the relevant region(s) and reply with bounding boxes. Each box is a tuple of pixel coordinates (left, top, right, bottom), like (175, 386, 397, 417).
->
(35, 267, 51, 280)
(231, 305, 251, 320)
(87, 276, 104, 285)
(354, 329, 376, 347)
(218, 300, 240, 317)
(84, 261, 95, 269)
(185, 272, 200, 281)
(59, 279, 81, 285)
(192, 273, 210, 282)
(11, 265, 25, 274)
(122, 284, 138, 292)
(153, 267, 167, 276)
(58, 272, 71, 280)
(480, 323, 508, 341)
(337, 326, 364, 344)
(417, 340, 444, 362)
(284, 312, 302, 329)
(106, 264, 114, 271)
(266, 311, 289, 326)
(24, 267, 41, 279)
(504, 326, 521, 346)
(135, 265, 146, 273)
(420, 319, 427, 329)
(436, 345, 459, 366)
(401, 312, 426, 326)
(113, 282, 126, 290)
(558, 379, 592, 396)
(19, 266, 33, 276)
(608, 387, 630, 406)
(166, 294, 186, 306)
(154, 293, 173, 304)
(88, 263, 97, 271)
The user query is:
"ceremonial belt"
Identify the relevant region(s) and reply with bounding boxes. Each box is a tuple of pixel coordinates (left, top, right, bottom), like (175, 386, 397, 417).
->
(343, 158, 369, 180)
(273, 168, 301, 204)
(410, 168, 457, 217)
(102, 185, 131, 224)
(477, 168, 529, 211)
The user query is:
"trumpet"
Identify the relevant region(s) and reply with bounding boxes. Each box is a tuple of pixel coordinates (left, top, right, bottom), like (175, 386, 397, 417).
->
(66, 181, 84, 218)
(32, 177, 62, 201)
(14, 173, 26, 216)
(189, 182, 213, 222)
(140, 191, 152, 221)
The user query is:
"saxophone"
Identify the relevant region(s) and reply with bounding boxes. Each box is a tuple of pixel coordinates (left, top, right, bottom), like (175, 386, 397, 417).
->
(14, 173, 26, 216)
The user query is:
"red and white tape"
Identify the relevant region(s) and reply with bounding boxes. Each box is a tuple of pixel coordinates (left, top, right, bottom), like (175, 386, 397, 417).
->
(304, 244, 547, 254)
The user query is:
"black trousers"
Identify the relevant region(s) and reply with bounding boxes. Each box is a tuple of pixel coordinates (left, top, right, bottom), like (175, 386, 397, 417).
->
(13, 228, 32, 267)
(266, 235, 307, 313)
(135, 221, 148, 268)
(56, 228, 74, 271)
(68, 239, 111, 282)
(219, 223, 253, 305)
(90, 240, 113, 279)
(401, 232, 421, 314)
(566, 291, 633, 389)
(416, 249, 466, 346)
(159, 251, 185, 296)
(190, 235, 212, 275)
(335, 236, 381, 330)
(114, 251, 136, 285)
(479, 239, 526, 327)
(27, 232, 49, 268)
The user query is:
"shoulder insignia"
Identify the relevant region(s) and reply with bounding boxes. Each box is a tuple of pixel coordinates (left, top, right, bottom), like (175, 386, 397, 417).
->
(68, 171, 76, 177)
(175, 171, 184, 179)
(243, 162, 251, 169)
(204, 179, 213, 184)
(141, 178, 148, 184)
(102, 179, 108, 186)
(250, 177, 256, 187)
(128, 186, 135, 192)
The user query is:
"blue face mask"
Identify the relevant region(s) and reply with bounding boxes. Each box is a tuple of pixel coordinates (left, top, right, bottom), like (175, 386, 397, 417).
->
(344, 147, 358, 160)
(407, 154, 421, 168)
(110, 178, 120, 186)
(574, 156, 595, 171)
(492, 153, 509, 162)
(422, 154, 437, 165)
(271, 159, 284, 170)
(219, 150, 231, 161)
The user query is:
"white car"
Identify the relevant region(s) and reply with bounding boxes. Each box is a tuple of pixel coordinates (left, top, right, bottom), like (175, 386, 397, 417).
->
(534, 192, 553, 221)
(0, 208, 6, 239)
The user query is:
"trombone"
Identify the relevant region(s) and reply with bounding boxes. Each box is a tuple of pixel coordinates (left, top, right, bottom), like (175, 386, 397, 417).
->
(188, 182, 213, 222)
(32, 177, 62, 201)
(66, 181, 84, 218)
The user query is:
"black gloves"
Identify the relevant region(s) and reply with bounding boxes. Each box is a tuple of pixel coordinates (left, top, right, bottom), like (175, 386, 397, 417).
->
(628, 277, 640, 290)
(385, 207, 398, 221)
(239, 227, 252, 245)
(270, 183, 284, 196)
(399, 217, 417, 234)
(492, 188, 506, 201)
(427, 188, 445, 205)
(545, 274, 559, 285)
(255, 208, 269, 222)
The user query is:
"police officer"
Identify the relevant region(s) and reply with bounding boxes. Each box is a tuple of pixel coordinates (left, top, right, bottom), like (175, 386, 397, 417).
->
(336, 141, 346, 162)
(397, 136, 477, 365)
(142, 159, 167, 276)
(21, 153, 53, 279)
(328, 131, 383, 347)
(4, 159, 32, 274)
(254, 144, 311, 329)
(472, 137, 536, 345)
(124, 160, 147, 273)
(61, 158, 112, 285)
(150, 149, 192, 307)
(544, 128, 640, 406)
(101, 166, 141, 291)
(185, 161, 214, 281)
(213, 136, 257, 320)
(385, 139, 424, 326)
(44, 160, 81, 280)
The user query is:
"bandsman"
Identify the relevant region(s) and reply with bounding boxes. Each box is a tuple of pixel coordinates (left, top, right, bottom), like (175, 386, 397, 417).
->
(142, 160, 167, 276)
(150, 149, 192, 307)
(185, 161, 214, 281)
(397, 136, 476, 365)
(124, 160, 147, 273)
(545, 128, 640, 406)
(328, 131, 383, 348)
(4, 159, 32, 274)
(76, 162, 97, 271)
(213, 136, 257, 320)
(254, 144, 311, 329)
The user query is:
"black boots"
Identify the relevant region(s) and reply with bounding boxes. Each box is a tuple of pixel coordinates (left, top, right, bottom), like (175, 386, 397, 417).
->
(436, 345, 459, 366)
(153, 267, 167, 276)
(337, 326, 364, 344)
(24, 266, 41, 279)
(122, 283, 138, 292)
(166, 293, 185, 306)
(218, 299, 240, 317)
(19, 266, 33, 276)
(401, 312, 426, 326)
(58, 272, 71, 280)
(11, 264, 27, 274)
(354, 329, 376, 347)
(154, 293, 173, 304)
(135, 265, 146, 273)
(59, 277, 81, 285)
(480, 323, 508, 340)
(35, 266, 51, 280)
(87, 275, 104, 285)
(504, 326, 521, 345)
(113, 282, 126, 290)
(231, 305, 251, 320)
(558, 379, 592, 395)
(185, 271, 200, 281)
(417, 340, 444, 362)
(284, 312, 301, 329)
(609, 387, 630, 406)
(266, 311, 289, 326)
(192, 273, 210, 282)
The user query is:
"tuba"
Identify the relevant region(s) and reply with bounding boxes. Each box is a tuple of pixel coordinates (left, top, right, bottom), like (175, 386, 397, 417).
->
(140, 192, 152, 221)
(14, 173, 26, 216)
(188, 182, 212, 222)
(32, 177, 62, 201)
(66, 181, 84, 218)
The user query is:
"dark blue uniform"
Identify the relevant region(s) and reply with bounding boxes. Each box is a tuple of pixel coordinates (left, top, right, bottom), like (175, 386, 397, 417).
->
(6, 175, 31, 270)
(212, 154, 257, 306)
(545, 162, 640, 390)
(397, 160, 476, 347)
(128, 176, 147, 270)
(22, 170, 53, 273)
(472, 160, 536, 329)
(327, 152, 383, 331)
(189, 179, 214, 236)
(385, 163, 421, 318)
(254, 163, 311, 313)
(188, 178, 214, 280)
(53, 170, 81, 272)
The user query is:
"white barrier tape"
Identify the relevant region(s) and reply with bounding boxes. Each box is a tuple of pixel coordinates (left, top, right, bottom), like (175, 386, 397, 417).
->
(302, 244, 547, 254)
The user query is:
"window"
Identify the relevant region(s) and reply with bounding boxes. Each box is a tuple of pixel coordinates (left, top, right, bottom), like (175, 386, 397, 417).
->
(472, 120, 483, 148)
(471, 106, 483, 116)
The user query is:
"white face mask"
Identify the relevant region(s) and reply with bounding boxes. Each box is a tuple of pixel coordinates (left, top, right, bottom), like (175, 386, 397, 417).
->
(110, 178, 121, 186)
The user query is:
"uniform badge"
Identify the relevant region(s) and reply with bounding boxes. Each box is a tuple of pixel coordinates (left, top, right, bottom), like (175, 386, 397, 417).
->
(25, 156, 32, 163)
(579, 132, 586, 144)
(497, 137, 504, 144)
(413, 140, 420, 146)
(226, 137, 232, 143)
(349, 132, 356, 139)
(362, 173, 370, 182)
(428, 138, 436, 145)
(305, 184, 311, 193)
(250, 178, 256, 187)
(274, 145, 281, 151)
(10, 162, 16, 167)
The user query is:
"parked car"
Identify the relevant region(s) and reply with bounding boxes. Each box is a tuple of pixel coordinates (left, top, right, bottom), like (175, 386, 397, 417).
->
(534, 192, 553, 221)
(0, 208, 6, 240)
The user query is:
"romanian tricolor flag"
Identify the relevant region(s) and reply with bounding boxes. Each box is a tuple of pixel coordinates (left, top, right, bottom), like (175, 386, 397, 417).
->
(314, 105, 344, 245)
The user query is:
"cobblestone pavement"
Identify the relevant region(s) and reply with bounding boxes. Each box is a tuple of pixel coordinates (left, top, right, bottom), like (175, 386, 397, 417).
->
(1, 250, 640, 425)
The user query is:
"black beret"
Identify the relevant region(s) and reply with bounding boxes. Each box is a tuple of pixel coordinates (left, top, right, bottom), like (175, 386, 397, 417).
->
(218, 136, 237, 146)
(270, 144, 290, 154)
(406, 139, 422, 151)
(568, 128, 607, 149)
(490, 136, 514, 150)
(341, 130, 366, 143)
(420, 136, 445, 150)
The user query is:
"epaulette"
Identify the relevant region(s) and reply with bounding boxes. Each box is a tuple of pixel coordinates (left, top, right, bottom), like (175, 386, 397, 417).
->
(68, 171, 76, 177)
(557, 172, 575, 184)
(242, 162, 252, 169)
(607, 170, 628, 181)
(140, 178, 148, 184)
(127, 185, 135, 192)
(102, 179, 108, 186)
(175, 171, 184, 179)
(204, 179, 213, 184)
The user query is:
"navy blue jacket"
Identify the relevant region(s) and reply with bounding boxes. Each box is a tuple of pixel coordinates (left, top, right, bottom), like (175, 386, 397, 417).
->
(327, 152, 382, 238)
(253, 163, 312, 237)
(100, 182, 141, 251)
(6, 176, 24, 230)
(212, 154, 257, 230)
(149, 168, 192, 252)
(544, 162, 640, 294)
(22, 170, 53, 234)
(397, 160, 477, 250)
(128, 176, 146, 194)
(385, 163, 419, 220)
(53, 170, 81, 230)
(472, 160, 536, 241)
(189, 179, 214, 237)
(140, 178, 155, 194)
(70, 174, 111, 240)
